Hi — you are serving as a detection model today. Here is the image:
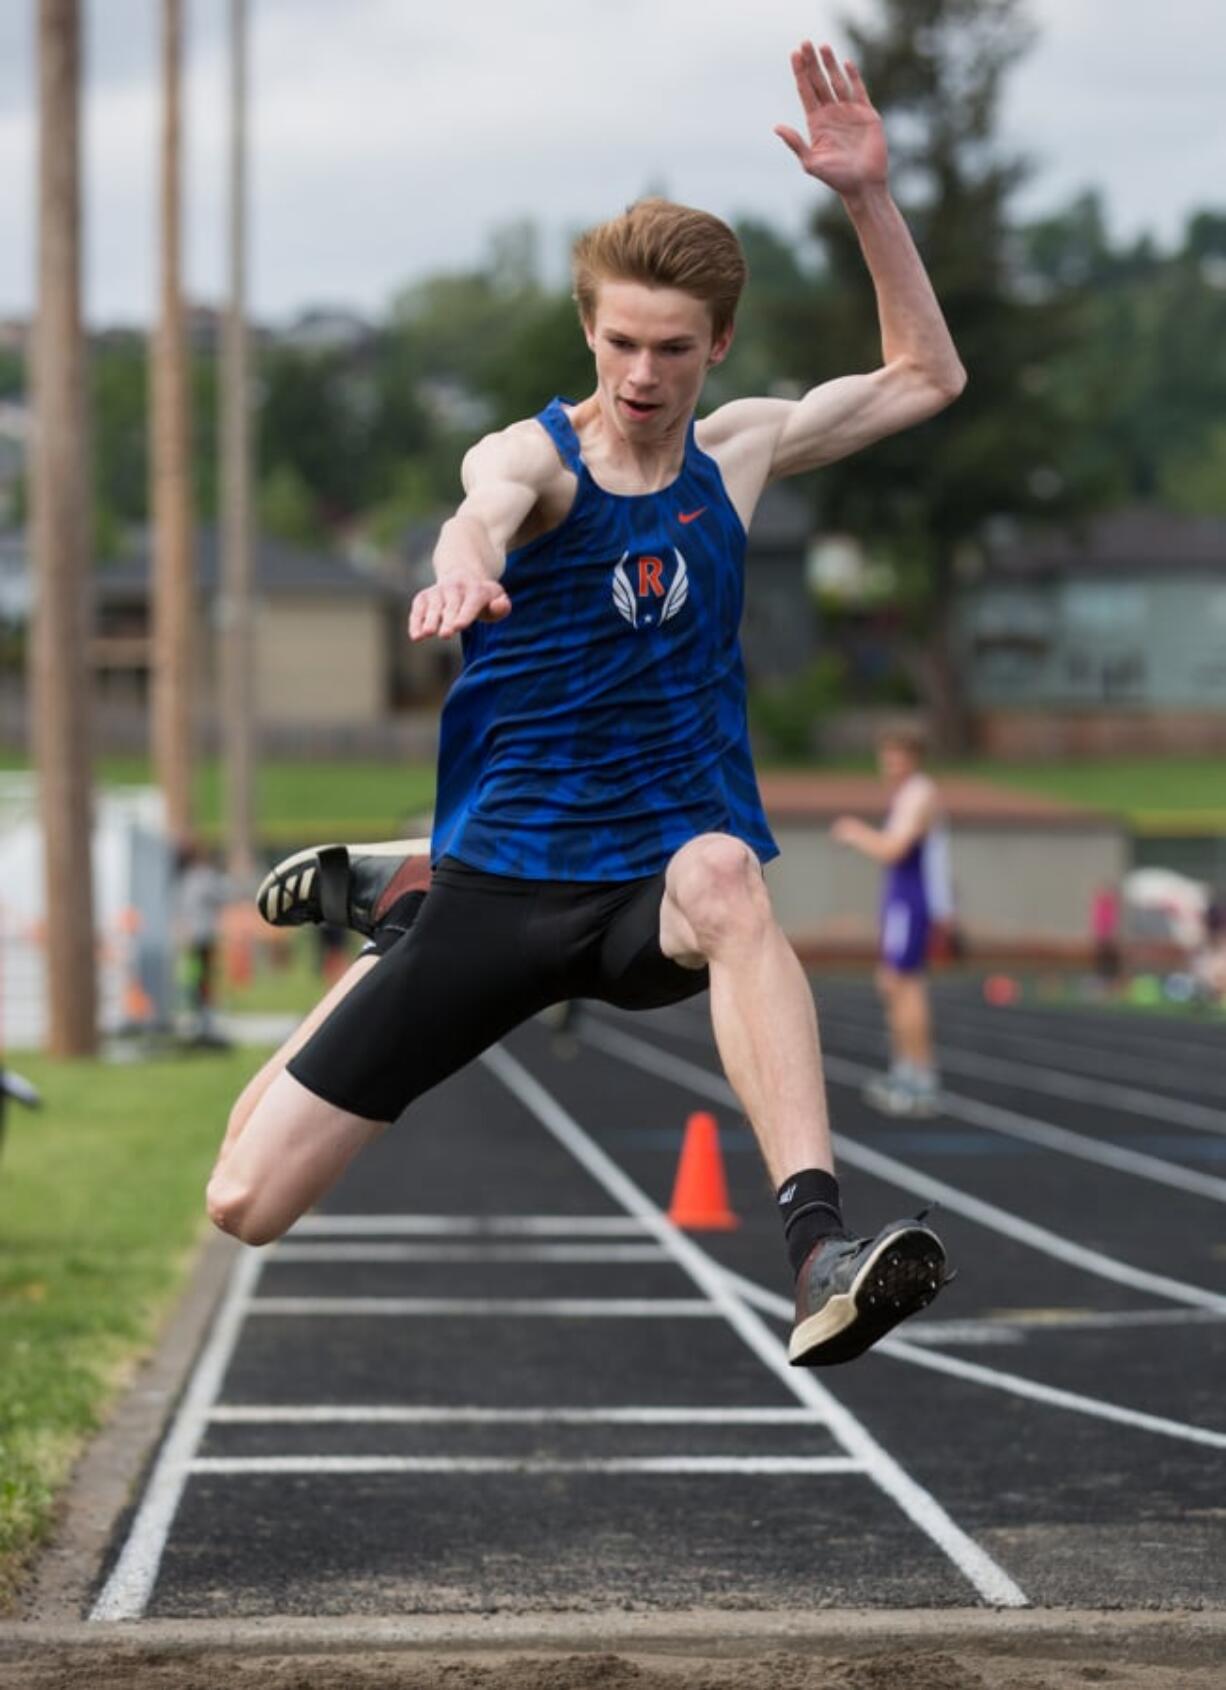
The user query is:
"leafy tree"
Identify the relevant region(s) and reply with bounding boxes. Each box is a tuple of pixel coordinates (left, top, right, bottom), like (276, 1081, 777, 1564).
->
(0, 347, 23, 400)
(259, 463, 324, 546)
(91, 338, 149, 539)
(1160, 425, 1226, 517)
(257, 337, 432, 525)
(1017, 201, 1226, 511)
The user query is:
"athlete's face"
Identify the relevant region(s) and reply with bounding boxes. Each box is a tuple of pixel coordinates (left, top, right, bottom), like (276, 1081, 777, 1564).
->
(585, 281, 733, 441)
(878, 743, 918, 786)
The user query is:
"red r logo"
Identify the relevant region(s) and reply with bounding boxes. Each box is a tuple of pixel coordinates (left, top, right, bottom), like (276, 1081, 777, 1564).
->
(637, 556, 665, 597)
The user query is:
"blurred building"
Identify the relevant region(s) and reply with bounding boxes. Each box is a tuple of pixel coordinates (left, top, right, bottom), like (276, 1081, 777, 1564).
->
(958, 509, 1226, 756)
(0, 528, 436, 756)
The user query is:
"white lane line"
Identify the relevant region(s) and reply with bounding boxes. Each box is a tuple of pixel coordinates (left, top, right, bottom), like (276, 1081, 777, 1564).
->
(288, 1214, 649, 1237)
(924, 1001, 1226, 1071)
(581, 1019, 1226, 1318)
(208, 1405, 827, 1424)
(926, 1092, 1226, 1202)
(877, 1322, 1022, 1347)
(836, 1002, 1226, 1102)
(636, 1001, 1226, 1161)
(483, 1043, 1028, 1609)
(90, 1247, 265, 1623)
(817, 1009, 1226, 1143)
(270, 1242, 669, 1263)
(247, 1297, 720, 1318)
(722, 1267, 1226, 1454)
(189, 1456, 864, 1476)
(885, 1306, 1226, 1345)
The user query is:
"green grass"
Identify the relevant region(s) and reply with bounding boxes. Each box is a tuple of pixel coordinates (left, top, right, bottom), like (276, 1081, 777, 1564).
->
(2, 750, 1223, 835)
(944, 757, 1226, 829)
(0, 753, 438, 845)
(0, 1045, 266, 1608)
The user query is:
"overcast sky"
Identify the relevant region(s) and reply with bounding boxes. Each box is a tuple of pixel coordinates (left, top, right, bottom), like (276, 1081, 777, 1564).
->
(0, 0, 1222, 326)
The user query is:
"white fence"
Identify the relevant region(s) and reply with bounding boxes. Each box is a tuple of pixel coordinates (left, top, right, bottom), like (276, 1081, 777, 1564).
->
(0, 776, 174, 1052)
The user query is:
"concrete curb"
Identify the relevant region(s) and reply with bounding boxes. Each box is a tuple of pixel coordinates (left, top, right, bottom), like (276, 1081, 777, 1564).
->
(19, 1228, 242, 1623)
(2, 1609, 1225, 1666)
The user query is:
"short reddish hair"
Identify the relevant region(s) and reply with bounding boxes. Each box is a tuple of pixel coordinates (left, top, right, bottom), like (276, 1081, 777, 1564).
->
(878, 725, 927, 762)
(571, 198, 748, 339)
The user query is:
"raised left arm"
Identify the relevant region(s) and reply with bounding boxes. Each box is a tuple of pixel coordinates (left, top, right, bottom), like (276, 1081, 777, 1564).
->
(712, 42, 965, 488)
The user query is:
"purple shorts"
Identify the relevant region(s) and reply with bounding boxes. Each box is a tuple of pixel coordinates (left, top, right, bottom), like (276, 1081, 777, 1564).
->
(880, 898, 931, 974)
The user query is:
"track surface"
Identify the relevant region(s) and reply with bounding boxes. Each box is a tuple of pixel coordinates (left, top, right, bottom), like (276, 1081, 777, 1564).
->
(91, 982, 1225, 1620)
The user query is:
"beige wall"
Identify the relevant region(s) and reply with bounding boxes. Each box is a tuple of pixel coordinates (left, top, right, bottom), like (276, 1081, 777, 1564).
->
(765, 820, 1128, 948)
(254, 596, 386, 725)
(979, 710, 1226, 758)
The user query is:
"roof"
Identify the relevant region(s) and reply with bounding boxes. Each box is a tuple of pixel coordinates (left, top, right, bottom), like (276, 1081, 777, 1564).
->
(984, 509, 1226, 580)
(95, 528, 398, 602)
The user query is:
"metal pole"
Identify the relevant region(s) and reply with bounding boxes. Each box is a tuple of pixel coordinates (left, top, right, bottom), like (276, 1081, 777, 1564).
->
(219, 0, 256, 881)
(31, 0, 97, 1055)
(151, 0, 196, 845)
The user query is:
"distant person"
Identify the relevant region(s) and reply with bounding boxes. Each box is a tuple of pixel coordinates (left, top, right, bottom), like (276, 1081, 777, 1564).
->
(207, 40, 963, 1367)
(174, 843, 233, 1046)
(832, 728, 944, 1116)
(1193, 891, 1226, 1006)
(1089, 881, 1123, 993)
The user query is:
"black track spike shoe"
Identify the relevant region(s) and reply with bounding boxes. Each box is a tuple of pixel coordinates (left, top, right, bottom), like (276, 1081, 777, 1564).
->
(789, 1218, 949, 1367)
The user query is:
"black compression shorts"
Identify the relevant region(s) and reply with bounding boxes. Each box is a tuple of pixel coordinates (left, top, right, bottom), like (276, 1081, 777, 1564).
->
(287, 857, 708, 1122)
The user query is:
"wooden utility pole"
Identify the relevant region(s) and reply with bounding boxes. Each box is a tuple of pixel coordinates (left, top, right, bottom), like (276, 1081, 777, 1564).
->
(30, 0, 97, 1056)
(219, 0, 256, 881)
(151, 0, 196, 844)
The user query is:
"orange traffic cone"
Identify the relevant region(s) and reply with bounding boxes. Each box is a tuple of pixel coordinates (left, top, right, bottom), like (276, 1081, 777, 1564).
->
(668, 1111, 739, 1230)
(115, 907, 155, 1026)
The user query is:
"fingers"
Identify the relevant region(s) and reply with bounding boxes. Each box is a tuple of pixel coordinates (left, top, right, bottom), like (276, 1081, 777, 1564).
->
(819, 43, 851, 102)
(408, 579, 510, 641)
(843, 57, 869, 103)
(479, 589, 512, 623)
(790, 44, 827, 119)
(774, 123, 807, 163)
(788, 40, 863, 117)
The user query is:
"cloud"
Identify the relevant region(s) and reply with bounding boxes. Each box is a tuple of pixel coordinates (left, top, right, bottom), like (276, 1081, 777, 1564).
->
(0, 0, 1221, 323)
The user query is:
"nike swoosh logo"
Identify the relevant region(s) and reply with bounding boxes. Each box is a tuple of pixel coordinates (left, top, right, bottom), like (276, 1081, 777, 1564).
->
(678, 507, 707, 524)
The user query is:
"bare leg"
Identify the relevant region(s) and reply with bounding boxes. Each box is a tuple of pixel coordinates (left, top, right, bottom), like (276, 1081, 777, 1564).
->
(875, 963, 901, 1069)
(219, 953, 380, 1158)
(885, 969, 934, 1070)
(659, 834, 833, 1185)
(207, 954, 385, 1245)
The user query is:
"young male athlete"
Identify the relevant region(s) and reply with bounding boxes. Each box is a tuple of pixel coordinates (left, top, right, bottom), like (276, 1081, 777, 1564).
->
(208, 40, 966, 1365)
(832, 729, 947, 1116)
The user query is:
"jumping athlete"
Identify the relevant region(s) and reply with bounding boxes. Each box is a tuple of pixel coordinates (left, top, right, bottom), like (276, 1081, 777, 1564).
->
(832, 729, 947, 1116)
(208, 40, 966, 1365)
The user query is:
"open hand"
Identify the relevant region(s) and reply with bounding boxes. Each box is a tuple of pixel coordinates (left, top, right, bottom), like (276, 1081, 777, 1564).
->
(775, 41, 887, 195)
(831, 816, 865, 847)
(409, 575, 511, 641)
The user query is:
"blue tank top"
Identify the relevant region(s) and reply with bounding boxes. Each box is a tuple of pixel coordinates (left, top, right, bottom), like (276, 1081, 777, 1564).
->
(430, 398, 778, 881)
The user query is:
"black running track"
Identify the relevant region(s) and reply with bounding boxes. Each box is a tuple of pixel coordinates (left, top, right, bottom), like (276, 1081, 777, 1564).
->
(90, 982, 1226, 1621)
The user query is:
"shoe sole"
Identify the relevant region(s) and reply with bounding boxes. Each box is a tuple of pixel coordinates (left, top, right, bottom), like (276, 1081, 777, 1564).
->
(862, 1087, 942, 1119)
(257, 838, 430, 927)
(788, 1227, 946, 1368)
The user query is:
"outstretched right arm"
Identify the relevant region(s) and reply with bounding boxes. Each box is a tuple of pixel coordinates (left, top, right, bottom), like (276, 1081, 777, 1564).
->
(408, 424, 557, 641)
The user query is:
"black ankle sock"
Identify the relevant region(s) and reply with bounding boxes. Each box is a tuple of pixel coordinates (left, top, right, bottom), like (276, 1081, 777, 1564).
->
(776, 1169, 849, 1277)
